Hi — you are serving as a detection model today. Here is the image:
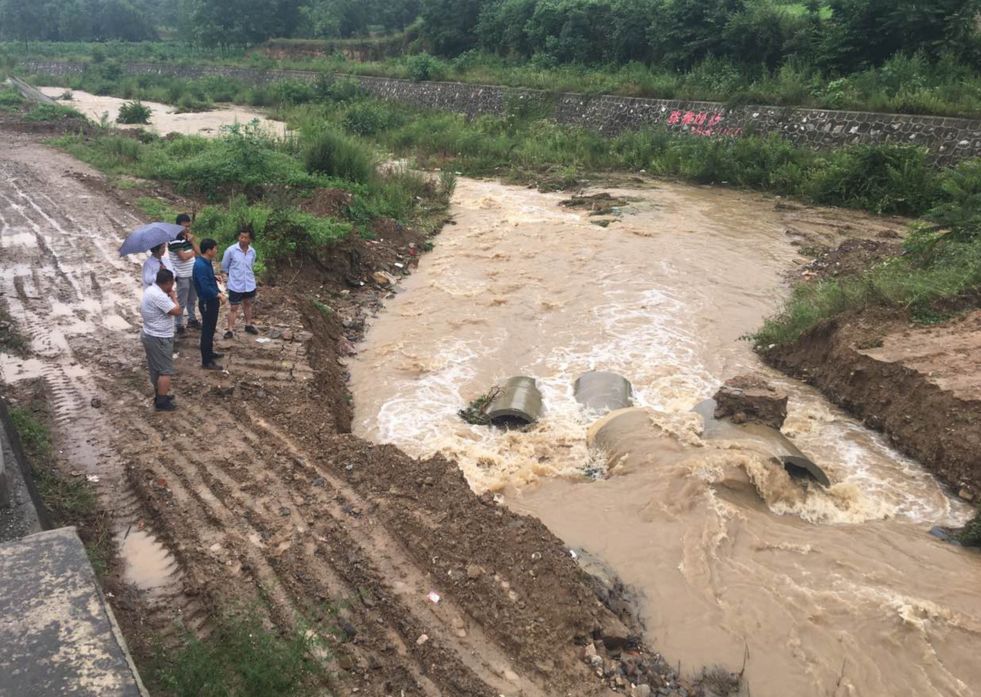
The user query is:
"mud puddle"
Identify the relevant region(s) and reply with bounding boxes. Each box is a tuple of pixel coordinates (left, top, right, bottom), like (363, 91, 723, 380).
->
(349, 177, 981, 696)
(38, 87, 287, 137)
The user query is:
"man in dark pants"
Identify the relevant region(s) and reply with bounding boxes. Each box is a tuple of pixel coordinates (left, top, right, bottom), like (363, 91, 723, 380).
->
(192, 238, 226, 370)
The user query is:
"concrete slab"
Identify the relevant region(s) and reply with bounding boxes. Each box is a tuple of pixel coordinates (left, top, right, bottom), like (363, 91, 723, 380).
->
(0, 528, 147, 696)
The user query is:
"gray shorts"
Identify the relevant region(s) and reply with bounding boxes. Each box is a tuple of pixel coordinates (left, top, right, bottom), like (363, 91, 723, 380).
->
(142, 332, 174, 388)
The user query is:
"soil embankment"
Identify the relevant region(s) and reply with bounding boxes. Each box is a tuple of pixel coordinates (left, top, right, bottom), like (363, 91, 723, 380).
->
(0, 125, 697, 695)
(764, 310, 981, 500)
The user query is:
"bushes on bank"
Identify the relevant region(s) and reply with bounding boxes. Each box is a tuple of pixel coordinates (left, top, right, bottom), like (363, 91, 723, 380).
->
(117, 99, 151, 124)
(302, 127, 376, 184)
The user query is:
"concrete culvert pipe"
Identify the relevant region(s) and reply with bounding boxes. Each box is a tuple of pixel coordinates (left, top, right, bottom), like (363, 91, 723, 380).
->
(695, 398, 832, 488)
(574, 371, 633, 414)
(485, 376, 543, 428)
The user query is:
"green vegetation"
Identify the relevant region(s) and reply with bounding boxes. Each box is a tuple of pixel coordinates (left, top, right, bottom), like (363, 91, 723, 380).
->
(0, 87, 24, 111)
(150, 609, 328, 697)
(753, 160, 981, 346)
(52, 115, 450, 274)
(117, 99, 152, 124)
(5, 0, 981, 117)
(10, 404, 112, 575)
(22, 102, 87, 123)
(957, 510, 981, 546)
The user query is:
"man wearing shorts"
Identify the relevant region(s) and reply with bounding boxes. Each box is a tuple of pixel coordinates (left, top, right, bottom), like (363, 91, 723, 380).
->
(168, 213, 200, 334)
(220, 227, 258, 339)
(141, 268, 182, 412)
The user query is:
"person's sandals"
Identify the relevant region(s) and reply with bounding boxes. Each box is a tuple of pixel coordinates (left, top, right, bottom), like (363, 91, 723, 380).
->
(187, 319, 201, 329)
(211, 352, 224, 359)
(244, 325, 259, 335)
(223, 330, 233, 339)
(202, 361, 223, 371)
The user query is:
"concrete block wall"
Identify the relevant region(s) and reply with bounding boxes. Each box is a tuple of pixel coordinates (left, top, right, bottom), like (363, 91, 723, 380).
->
(22, 60, 981, 163)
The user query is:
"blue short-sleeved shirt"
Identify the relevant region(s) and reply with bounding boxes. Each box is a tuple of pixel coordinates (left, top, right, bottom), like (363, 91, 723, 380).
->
(220, 244, 257, 293)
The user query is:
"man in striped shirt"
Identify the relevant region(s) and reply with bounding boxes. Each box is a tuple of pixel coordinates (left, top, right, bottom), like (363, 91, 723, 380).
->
(168, 213, 200, 334)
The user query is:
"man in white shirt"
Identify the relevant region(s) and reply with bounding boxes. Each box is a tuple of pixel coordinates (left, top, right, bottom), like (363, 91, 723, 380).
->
(141, 268, 182, 412)
(142, 242, 175, 290)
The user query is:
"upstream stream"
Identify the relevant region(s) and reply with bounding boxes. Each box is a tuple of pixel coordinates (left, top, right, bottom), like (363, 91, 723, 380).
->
(350, 178, 981, 696)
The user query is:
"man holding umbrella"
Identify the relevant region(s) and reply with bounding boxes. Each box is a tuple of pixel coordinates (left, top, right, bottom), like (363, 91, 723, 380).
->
(142, 242, 174, 290)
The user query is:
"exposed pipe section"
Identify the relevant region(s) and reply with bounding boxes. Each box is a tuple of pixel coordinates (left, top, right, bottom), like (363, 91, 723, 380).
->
(694, 398, 832, 487)
(485, 376, 543, 427)
(574, 371, 633, 414)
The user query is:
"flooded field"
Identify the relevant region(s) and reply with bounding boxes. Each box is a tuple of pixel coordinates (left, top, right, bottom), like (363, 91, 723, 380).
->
(38, 87, 287, 137)
(349, 177, 981, 696)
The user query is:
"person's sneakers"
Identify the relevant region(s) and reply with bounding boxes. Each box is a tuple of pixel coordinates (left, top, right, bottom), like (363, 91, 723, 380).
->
(154, 396, 177, 411)
(202, 361, 223, 371)
(187, 319, 201, 329)
(244, 325, 259, 335)
(211, 352, 224, 359)
(223, 330, 234, 339)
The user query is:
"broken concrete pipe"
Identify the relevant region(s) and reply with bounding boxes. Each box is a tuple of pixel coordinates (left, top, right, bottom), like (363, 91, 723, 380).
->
(574, 371, 633, 414)
(695, 398, 832, 488)
(485, 376, 543, 428)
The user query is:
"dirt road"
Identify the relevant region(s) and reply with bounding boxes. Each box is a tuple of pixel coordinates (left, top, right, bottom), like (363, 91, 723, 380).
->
(0, 128, 696, 695)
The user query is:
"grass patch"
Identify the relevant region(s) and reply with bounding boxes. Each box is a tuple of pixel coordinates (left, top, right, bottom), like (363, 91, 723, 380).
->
(753, 233, 981, 347)
(136, 196, 179, 221)
(956, 511, 981, 547)
(149, 609, 329, 697)
(24, 102, 87, 123)
(9, 404, 112, 576)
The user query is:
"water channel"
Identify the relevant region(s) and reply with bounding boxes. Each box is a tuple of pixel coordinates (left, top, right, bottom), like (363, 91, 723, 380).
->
(349, 177, 981, 697)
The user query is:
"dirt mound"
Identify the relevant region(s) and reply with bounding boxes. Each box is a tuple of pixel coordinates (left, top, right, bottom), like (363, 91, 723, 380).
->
(764, 310, 981, 499)
(797, 237, 902, 280)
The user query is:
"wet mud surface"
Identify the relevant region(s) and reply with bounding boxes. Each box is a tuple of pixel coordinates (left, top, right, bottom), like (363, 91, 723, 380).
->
(0, 126, 698, 696)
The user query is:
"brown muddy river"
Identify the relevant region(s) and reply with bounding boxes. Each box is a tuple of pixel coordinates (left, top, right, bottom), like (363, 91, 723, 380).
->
(349, 178, 981, 696)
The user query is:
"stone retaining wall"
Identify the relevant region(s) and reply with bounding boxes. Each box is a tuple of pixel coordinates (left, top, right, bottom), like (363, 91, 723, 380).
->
(22, 60, 981, 163)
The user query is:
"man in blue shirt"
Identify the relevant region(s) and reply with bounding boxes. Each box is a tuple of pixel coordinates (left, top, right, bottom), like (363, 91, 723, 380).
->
(220, 227, 258, 339)
(192, 238, 226, 370)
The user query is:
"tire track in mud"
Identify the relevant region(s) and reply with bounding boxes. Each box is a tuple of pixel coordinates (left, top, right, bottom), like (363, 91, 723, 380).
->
(0, 140, 196, 637)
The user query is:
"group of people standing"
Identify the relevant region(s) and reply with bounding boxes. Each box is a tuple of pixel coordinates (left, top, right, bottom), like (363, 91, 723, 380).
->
(139, 214, 259, 411)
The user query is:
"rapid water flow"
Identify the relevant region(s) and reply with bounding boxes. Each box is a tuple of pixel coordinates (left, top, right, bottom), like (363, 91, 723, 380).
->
(349, 178, 981, 696)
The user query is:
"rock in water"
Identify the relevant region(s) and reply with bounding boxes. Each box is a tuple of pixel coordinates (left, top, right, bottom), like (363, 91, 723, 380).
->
(713, 375, 788, 430)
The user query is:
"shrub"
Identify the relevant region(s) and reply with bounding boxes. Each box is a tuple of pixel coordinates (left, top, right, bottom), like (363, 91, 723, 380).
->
(342, 101, 402, 136)
(406, 53, 447, 82)
(303, 128, 376, 184)
(117, 100, 152, 124)
(957, 511, 981, 547)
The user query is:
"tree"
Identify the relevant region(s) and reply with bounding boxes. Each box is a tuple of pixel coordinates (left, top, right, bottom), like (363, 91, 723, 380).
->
(419, 0, 487, 55)
(648, 0, 746, 69)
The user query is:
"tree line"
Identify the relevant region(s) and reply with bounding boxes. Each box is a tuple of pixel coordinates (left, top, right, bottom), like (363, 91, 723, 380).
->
(2, 0, 979, 76)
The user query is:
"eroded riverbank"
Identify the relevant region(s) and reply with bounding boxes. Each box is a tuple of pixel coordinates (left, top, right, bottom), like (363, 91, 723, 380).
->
(349, 177, 981, 696)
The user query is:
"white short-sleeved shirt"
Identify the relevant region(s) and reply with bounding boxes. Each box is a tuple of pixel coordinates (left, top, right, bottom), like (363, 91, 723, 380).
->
(141, 284, 176, 338)
(142, 254, 175, 289)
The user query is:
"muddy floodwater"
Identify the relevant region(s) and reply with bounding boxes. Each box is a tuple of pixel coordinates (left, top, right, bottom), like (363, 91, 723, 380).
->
(350, 178, 981, 696)
(38, 87, 287, 137)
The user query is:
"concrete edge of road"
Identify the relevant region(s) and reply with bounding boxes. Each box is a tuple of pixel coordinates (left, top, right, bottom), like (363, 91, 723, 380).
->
(0, 399, 150, 695)
(0, 395, 50, 537)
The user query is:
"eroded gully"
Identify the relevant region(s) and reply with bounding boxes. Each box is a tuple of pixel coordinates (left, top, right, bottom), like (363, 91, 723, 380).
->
(349, 177, 981, 697)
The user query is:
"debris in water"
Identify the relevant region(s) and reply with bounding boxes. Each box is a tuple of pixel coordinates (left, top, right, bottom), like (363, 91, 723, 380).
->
(458, 387, 500, 425)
